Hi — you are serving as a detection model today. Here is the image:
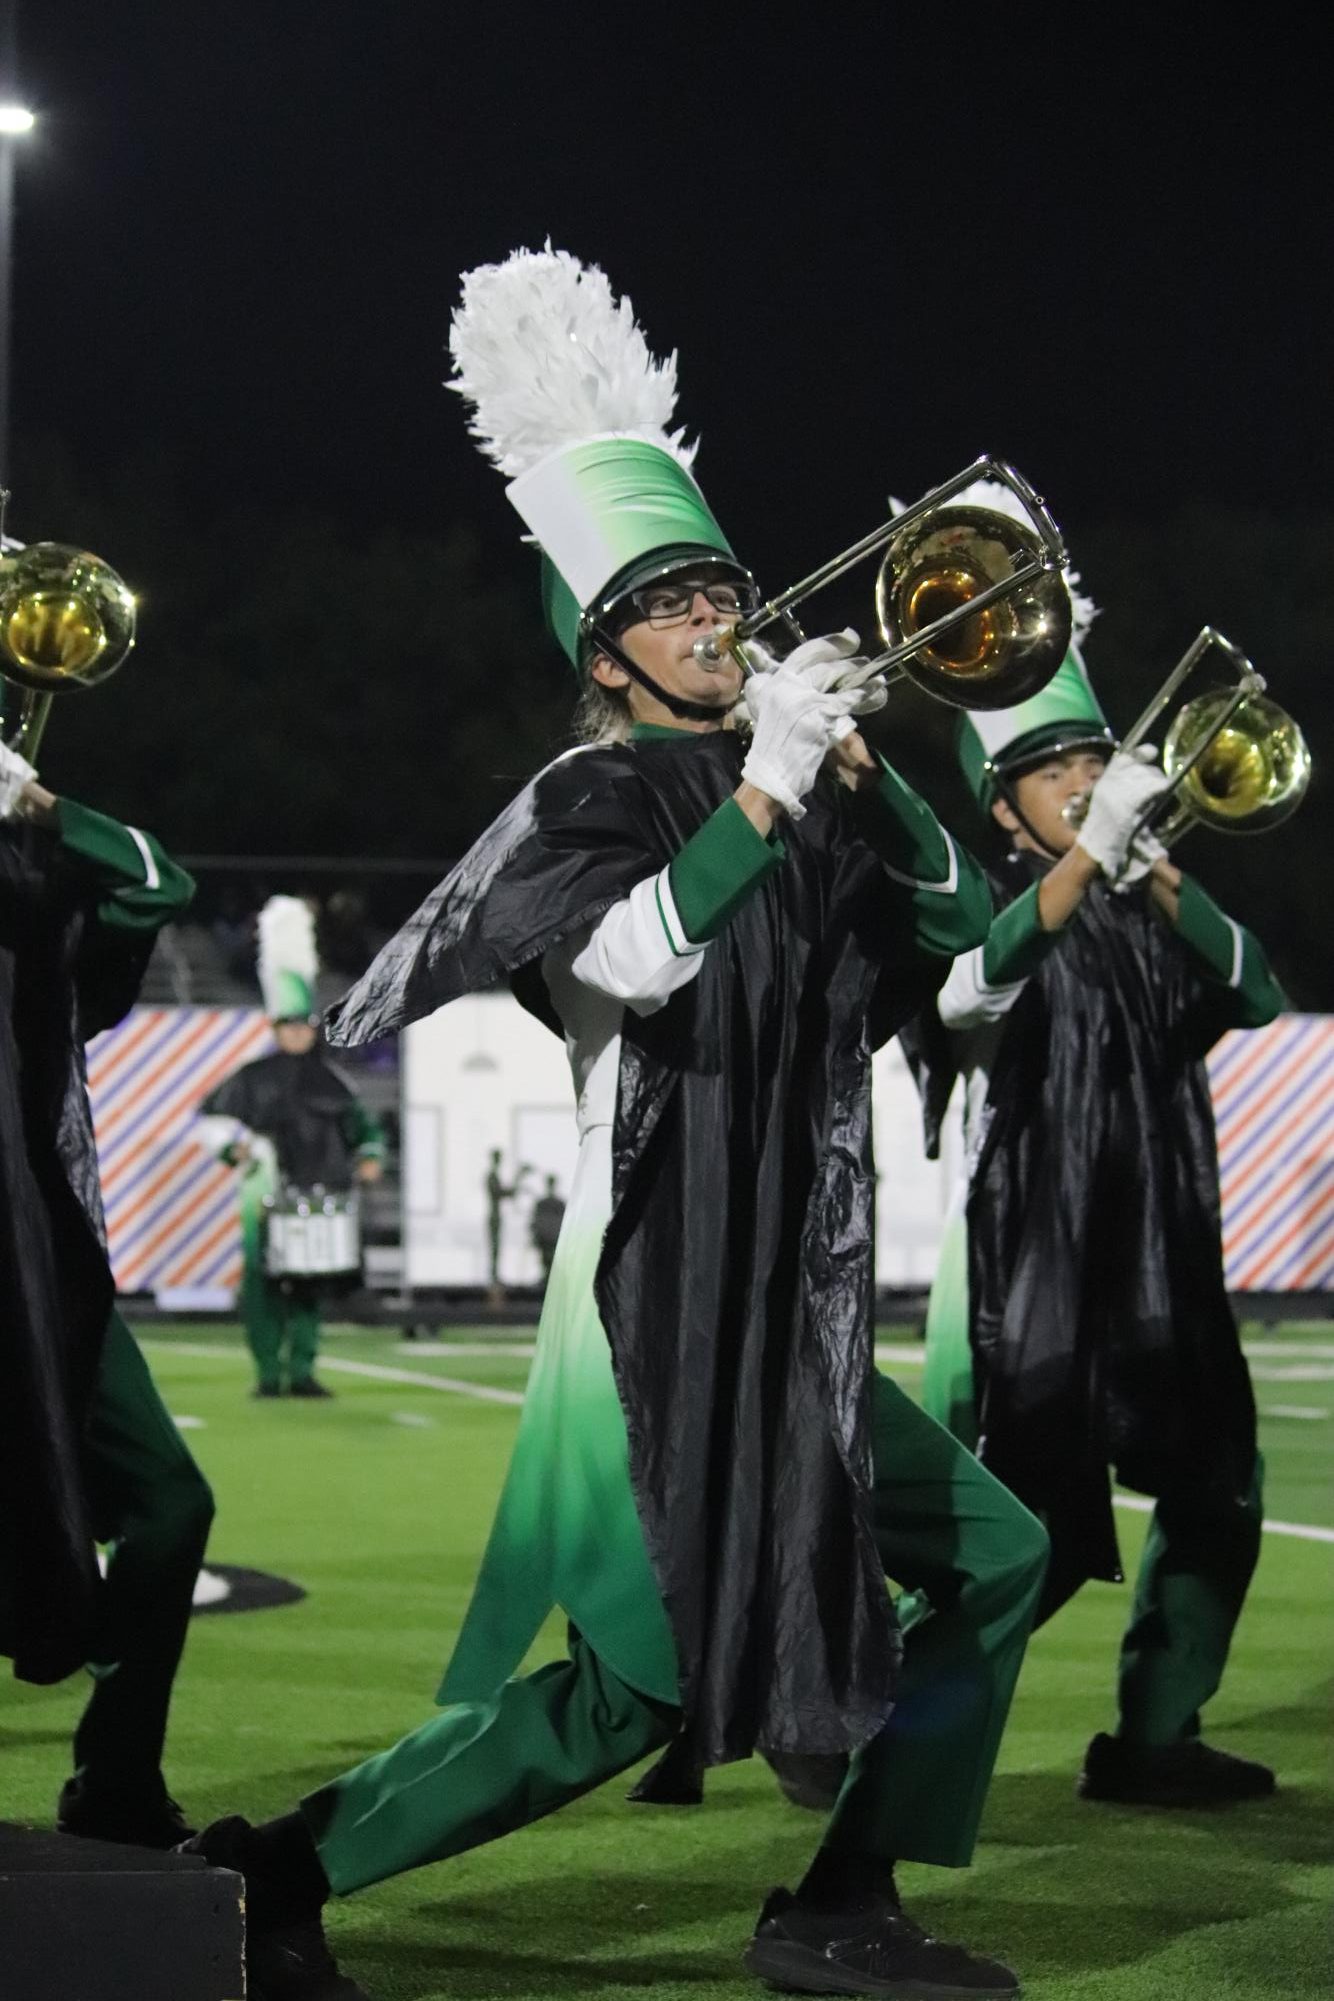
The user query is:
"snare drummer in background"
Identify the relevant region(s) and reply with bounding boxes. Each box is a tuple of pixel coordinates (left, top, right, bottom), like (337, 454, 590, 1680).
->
(196, 897, 384, 1400)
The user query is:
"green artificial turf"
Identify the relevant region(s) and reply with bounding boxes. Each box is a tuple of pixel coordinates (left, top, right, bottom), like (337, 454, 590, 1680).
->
(1, 1321, 1330, 2000)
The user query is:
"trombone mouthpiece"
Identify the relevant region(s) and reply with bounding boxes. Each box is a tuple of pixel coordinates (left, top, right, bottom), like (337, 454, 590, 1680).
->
(693, 633, 726, 665)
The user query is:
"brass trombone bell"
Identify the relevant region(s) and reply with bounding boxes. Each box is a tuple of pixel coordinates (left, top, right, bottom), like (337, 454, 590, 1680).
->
(0, 542, 137, 758)
(1161, 690, 1310, 839)
(1072, 626, 1312, 877)
(695, 455, 1073, 712)
(873, 504, 1072, 710)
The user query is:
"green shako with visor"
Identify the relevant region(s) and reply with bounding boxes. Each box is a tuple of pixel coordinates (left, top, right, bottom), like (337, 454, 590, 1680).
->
(958, 646, 1115, 809)
(448, 245, 748, 668)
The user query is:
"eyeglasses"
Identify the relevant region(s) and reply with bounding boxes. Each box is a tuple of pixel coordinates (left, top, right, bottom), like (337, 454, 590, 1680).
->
(621, 577, 758, 629)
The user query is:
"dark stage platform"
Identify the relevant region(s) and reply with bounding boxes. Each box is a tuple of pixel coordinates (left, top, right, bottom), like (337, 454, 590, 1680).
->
(0, 1821, 244, 2001)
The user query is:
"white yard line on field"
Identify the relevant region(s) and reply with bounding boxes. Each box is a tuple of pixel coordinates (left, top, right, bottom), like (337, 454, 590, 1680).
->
(142, 1341, 1334, 1546)
(141, 1341, 527, 1407)
(1238, 1342, 1334, 1360)
(320, 1360, 526, 1406)
(1112, 1492, 1334, 1546)
(391, 1340, 1334, 1369)
(397, 1341, 537, 1358)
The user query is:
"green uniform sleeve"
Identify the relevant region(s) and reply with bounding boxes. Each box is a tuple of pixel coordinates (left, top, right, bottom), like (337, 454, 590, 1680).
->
(55, 797, 196, 932)
(981, 881, 1065, 985)
(851, 756, 993, 958)
(1174, 874, 1286, 1027)
(666, 796, 786, 946)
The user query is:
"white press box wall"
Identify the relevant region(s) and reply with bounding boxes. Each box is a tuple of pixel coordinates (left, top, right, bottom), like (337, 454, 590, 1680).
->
(403, 991, 962, 1291)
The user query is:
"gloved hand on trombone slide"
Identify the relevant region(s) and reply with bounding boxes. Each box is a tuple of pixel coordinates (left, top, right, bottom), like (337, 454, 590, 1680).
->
(1074, 745, 1172, 882)
(1111, 820, 1169, 894)
(0, 739, 38, 822)
(739, 658, 866, 821)
(733, 629, 889, 734)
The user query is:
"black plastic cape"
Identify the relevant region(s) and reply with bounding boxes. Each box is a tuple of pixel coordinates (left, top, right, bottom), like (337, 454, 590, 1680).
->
(201, 1050, 365, 1191)
(329, 734, 945, 1765)
(904, 851, 1256, 1586)
(0, 826, 158, 1683)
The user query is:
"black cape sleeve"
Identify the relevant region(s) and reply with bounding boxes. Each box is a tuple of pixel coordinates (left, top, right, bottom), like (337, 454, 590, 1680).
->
(326, 746, 667, 1045)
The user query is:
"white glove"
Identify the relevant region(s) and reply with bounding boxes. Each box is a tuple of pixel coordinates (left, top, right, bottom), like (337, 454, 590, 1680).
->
(734, 630, 887, 736)
(1075, 746, 1172, 879)
(776, 629, 862, 691)
(740, 664, 862, 818)
(0, 741, 37, 822)
(1112, 823, 1169, 894)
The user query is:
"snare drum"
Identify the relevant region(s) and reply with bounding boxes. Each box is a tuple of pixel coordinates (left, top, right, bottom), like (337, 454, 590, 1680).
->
(264, 1186, 361, 1280)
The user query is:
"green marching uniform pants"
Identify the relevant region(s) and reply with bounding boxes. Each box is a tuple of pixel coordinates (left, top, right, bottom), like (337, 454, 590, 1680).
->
(72, 1311, 216, 1787)
(300, 1374, 1048, 1895)
(923, 1214, 1265, 1747)
(1040, 1462, 1265, 1748)
(239, 1168, 321, 1391)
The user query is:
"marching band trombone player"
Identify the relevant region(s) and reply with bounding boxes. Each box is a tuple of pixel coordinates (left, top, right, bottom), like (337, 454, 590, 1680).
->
(905, 556, 1285, 1809)
(0, 536, 214, 1849)
(180, 247, 1052, 2001)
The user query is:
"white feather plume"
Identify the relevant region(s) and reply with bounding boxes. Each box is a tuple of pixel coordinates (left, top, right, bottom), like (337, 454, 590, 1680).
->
(448, 244, 695, 478)
(892, 478, 1097, 644)
(257, 896, 317, 1015)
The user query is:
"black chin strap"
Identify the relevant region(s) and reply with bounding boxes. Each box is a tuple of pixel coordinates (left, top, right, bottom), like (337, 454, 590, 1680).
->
(588, 624, 741, 726)
(995, 777, 1064, 863)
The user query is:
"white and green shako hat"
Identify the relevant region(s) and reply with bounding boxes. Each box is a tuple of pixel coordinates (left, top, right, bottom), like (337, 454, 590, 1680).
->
(935, 480, 1111, 808)
(959, 645, 1116, 808)
(257, 896, 318, 1022)
(448, 246, 746, 668)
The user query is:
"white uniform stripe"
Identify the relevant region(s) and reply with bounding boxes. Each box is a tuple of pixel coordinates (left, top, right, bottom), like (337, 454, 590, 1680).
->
(938, 944, 1026, 1030)
(1224, 913, 1244, 989)
(654, 864, 700, 957)
(126, 825, 160, 890)
(882, 829, 960, 895)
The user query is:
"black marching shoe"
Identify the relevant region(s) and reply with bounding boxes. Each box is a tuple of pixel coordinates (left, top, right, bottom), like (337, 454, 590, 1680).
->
(253, 1383, 284, 1399)
(58, 1775, 195, 1848)
(1078, 1731, 1276, 1808)
(289, 1378, 335, 1400)
(745, 1886, 1019, 1998)
(245, 1918, 369, 2001)
(176, 1815, 369, 2000)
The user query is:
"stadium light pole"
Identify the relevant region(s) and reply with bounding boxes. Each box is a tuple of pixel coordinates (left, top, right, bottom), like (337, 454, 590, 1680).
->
(0, 0, 36, 490)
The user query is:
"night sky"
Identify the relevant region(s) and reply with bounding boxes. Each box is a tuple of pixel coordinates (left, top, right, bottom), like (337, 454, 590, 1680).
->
(8, 9, 1325, 592)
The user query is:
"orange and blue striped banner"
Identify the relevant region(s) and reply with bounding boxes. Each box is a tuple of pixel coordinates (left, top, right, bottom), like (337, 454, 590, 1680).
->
(87, 1007, 274, 1295)
(86, 1006, 1332, 1299)
(1208, 1015, 1334, 1293)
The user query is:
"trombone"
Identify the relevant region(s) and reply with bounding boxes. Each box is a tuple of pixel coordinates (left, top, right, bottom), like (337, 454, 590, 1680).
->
(696, 455, 1074, 711)
(0, 509, 137, 760)
(1069, 627, 1310, 873)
